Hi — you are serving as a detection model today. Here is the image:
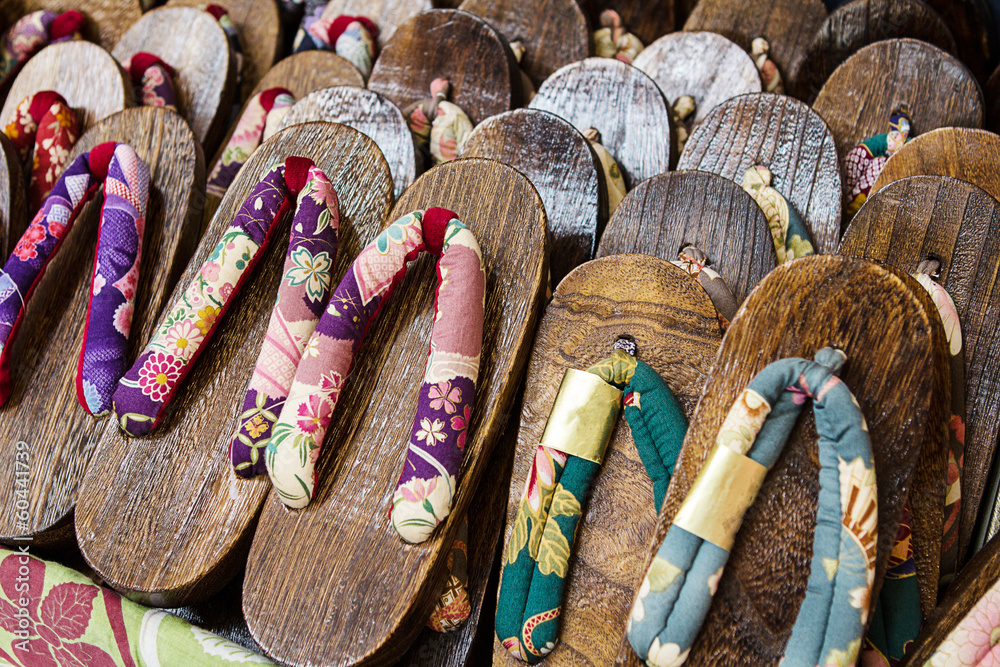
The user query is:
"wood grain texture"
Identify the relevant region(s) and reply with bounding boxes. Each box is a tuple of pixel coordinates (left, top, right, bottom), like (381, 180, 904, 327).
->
(249, 50, 365, 98)
(319, 0, 432, 48)
(113, 6, 236, 154)
(0, 131, 25, 256)
(279, 86, 416, 200)
(616, 254, 936, 666)
(462, 108, 603, 285)
(457, 0, 588, 88)
(796, 0, 956, 101)
(242, 158, 548, 667)
(368, 9, 518, 125)
(596, 170, 775, 303)
(677, 92, 842, 252)
(167, 0, 280, 102)
(812, 39, 982, 160)
(575, 0, 675, 45)
(529, 58, 673, 189)
(1, 40, 131, 132)
(900, 533, 1000, 666)
(0, 107, 204, 547)
(682, 0, 827, 93)
(492, 254, 723, 666)
(0, 0, 141, 51)
(74, 122, 394, 603)
(841, 174, 1000, 564)
(870, 127, 1000, 203)
(633, 31, 762, 126)
(922, 0, 990, 83)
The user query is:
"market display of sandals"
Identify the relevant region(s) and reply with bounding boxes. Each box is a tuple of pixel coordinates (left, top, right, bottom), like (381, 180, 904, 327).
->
(3, 0, 1000, 665)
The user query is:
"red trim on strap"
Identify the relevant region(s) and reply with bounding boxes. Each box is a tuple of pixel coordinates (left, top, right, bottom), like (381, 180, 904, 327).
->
(50, 11, 85, 40)
(87, 142, 117, 181)
(27, 91, 66, 122)
(283, 157, 313, 195)
(328, 15, 378, 47)
(260, 87, 292, 112)
(422, 207, 457, 256)
(127, 52, 175, 82)
(204, 4, 228, 20)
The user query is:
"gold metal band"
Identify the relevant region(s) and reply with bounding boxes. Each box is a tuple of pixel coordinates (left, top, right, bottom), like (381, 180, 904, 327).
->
(538, 368, 622, 464)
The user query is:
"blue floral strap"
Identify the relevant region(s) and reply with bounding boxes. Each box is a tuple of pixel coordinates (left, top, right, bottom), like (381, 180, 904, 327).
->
(627, 347, 877, 667)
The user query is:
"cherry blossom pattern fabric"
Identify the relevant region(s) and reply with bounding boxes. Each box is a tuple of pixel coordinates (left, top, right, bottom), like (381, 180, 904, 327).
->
(592, 10, 643, 64)
(751, 37, 783, 94)
(206, 88, 295, 199)
(4, 90, 79, 211)
(0, 10, 84, 87)
(0, 547, 276, 665)
(924, 576, 1000, 666)
(741, 166, 815, 264)
(843, 113, 911, 219)
(404, 79, 473, 167)
(264, 208, 486, 544)
(0, 142, 150, 414)
(113, 157, 318, 437)
(121, 53, 178, 110)
(229, 167, 340, 478)
(292, 10, 379, 80)
(627, 348, 877, 667)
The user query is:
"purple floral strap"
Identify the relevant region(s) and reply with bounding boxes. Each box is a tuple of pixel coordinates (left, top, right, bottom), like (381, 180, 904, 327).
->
(0, 10, 84, 86)
(122, 53, 178, 110)
(0, 143, 150, 413)
(113, 158, 322, 437)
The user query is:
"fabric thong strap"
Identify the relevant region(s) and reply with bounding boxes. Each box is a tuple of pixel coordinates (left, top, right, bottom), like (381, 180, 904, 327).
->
(264, 208, 486, 546)
(4, 90, 79, 211)
(843, 112, 911, 220)
(627, 347, 877, 667)
(742, 165, 815, 264)
(292, 9, 379, 79)
(122, 52, 178, 110)
(113, 157, 330, 436)
(0, 10, 84, 87)
(404, 78, 473, 166)
(0, 142, 150, 415)
(496, 343, 688, 663)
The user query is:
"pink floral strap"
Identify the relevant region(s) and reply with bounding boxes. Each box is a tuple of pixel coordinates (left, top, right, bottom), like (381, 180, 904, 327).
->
(121, 52, 178, 110)
(264, 208, 486, 546)
(113, 158, 333, 437)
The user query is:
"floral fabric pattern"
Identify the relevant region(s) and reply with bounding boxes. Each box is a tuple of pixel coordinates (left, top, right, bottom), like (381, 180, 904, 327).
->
(669, 245, 738, 328)
(114, 159, 318, 436)
(4, 91, 80, 211)
(925, 577, 1000, 666)
(751, 37, 784, 94)
(843, 113, 911, 219)
(293, 10, 379, 80)
(0, 10, 84, 87)
(627, 348, 876, 667)
(0, 143, 149, 414)
(404, 79, 472, 167)
(427, 517, 471, 632)
(264, 209, 486, 549)
(206, 88, 295, 198)
(229, 167, 340, 477)
(122, 53, 177, 110)
(742, 165, 815, 264)
(592, 9, 643, 64)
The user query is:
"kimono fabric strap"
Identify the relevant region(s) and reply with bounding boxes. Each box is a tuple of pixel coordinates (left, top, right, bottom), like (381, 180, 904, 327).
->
(404, 78, 473, 166)
(4, 90, 80, 211)
(0, 9, 84, 86)
(0, 142, 151, 415)
(122, 52, 178, 110)
(263, 208, 486, 546)
(627, 347, 878, 667)
(113, 157, 336, 437)
(496, 340, 689, 662)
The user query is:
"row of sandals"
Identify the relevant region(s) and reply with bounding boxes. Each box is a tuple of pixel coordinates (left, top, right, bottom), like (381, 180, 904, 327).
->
(0, 0, 999, 666)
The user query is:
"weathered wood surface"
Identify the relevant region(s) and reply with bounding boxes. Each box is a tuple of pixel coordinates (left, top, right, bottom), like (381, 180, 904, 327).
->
(0, 107, 204, 547)
(462, 108, 603, 285)
(900, 533, 1000, 666)
(113, 6, 236, 154)
(842, 174, 1000, 563)
(368, 9, 518, 124)
(279, 86, 416, 200)
(320, 0, 432, 48)
(633, 31, 761, 127)
(923, 0, 990, 83)
(812, 39, 982, 160)
(617, 254, 936, 666)
(0, 132, 25, 256)
(74, 122, 394, 602)
(596, 170, 775, 302)
(682, 0, 827, 92)
(678, 92, 842, 252)
(2, 40, 131, 132)
(529, 58, 673, 188)
(167, 0, 280, 102)
(249, 50, 365, 98)
(870, 127, 1000, 203)
(242, 158, 547, 666)
(796, 0, 956, 101)
(457, 0, 588, 88)
(0, 0, 141, 51)
(575, 0, 676, 45)
(492, 254, 723, 666)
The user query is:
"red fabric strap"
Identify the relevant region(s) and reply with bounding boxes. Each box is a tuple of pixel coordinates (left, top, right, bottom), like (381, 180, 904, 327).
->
(283, 157, 313, 195)
(422, 207, 457, 256)
(27, 91, 65, 121)
(127, 52, 174, 82)
(50, 10, 85, 40)
(87, 142, 117, 181)
(260, 87, 292, 112)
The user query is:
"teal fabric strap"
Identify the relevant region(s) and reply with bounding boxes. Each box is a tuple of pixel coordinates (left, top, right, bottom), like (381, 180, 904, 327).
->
(627, 347, 877, 667)
(496, 342, 688, 662)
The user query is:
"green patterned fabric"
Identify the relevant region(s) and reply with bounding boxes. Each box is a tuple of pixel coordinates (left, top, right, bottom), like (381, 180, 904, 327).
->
(496, 346, 688, 662)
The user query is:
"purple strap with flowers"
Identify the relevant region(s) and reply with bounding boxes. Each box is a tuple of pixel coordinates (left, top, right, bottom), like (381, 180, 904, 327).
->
(0, 142, 150, 414)
(112, 158, 332, 437)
